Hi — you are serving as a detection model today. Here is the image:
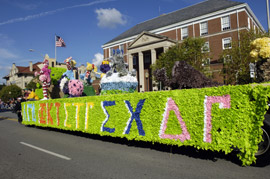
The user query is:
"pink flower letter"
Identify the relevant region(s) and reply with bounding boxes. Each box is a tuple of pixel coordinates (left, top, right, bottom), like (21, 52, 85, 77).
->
(159, 98, 190, 142)
(203, 95, 231, 143)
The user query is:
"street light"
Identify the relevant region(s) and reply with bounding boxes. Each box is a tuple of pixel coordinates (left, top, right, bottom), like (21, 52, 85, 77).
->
(29, 49, 44, 58)
(249, 62, 255, 83)
(145, 71, 149, 91)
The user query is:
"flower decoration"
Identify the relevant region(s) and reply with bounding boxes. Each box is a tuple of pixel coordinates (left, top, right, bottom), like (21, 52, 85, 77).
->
(250, 37, 270, 60)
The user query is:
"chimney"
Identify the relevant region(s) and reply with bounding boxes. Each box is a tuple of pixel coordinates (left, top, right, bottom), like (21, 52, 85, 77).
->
(29, 61, 33, 72)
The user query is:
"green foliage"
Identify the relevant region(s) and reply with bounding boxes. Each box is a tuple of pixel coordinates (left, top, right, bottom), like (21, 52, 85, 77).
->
(26, 78, 38, 90)
(35, 89, 43, 99)
(0, 85, 22, 102)
(0, 84, 6, 91)
(21, 84, 270, 166)
(221, 30, 269, 85)
(152, 37, 209, 79)
(49, 67, 66, 85)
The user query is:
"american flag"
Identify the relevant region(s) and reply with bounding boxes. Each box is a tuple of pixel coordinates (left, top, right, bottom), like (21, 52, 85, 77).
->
(56, 36, 66, 47)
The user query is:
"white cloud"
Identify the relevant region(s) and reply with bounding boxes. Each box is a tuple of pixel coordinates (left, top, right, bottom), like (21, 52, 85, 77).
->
(0, 48, 18, 59)
(95, 8, 127, 28)
(0, 0, 115, 26)
(92, 53, 104, 67)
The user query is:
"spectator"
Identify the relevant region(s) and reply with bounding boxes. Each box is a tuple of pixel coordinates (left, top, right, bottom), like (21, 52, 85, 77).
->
(14, 97, 26, 123)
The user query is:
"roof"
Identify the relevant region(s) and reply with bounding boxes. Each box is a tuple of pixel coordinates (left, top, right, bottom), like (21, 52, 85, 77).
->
(17, 62, 42, 75)
(104, 0, 244, 45)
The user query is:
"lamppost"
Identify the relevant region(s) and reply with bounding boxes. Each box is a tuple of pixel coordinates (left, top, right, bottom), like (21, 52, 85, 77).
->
(267, 0, 270, 33)
(29, 49, 44, 58)
(145, 71, 149, 92)
(249, 62, 255, 83)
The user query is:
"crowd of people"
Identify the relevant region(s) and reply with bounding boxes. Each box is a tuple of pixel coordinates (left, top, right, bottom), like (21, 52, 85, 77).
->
(0, 88, 39, 123)
(0, 99, 16, 111)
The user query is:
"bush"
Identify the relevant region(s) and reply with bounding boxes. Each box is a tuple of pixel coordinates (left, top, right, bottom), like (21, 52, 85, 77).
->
(0, 85, 22, 102)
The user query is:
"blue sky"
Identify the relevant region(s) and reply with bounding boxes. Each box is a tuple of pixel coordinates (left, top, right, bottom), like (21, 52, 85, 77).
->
(0, 0, 269, 84)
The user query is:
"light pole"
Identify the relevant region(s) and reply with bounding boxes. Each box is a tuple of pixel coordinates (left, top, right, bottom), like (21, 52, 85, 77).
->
(249, 62, 255, 83)
(29, 49, 44, 58)
(145, 71, 149, 92)
(267, 0, 270, 33)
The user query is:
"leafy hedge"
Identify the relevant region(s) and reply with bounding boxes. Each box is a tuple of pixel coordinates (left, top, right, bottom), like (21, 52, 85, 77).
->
(21, 84, 270, 165)
(48, 67, 66, 85)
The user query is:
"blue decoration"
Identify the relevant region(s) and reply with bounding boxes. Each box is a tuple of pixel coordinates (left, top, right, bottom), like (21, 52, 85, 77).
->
(101, 101, 116, 133)
(124, 99, 146, 136)
(27, 104, 36, 122)
(101, 82, 138, 92)
(63, 69, 75, 80)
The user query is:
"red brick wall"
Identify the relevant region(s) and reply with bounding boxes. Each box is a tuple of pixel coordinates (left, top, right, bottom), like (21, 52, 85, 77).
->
(238, 11, 248, 28)
(160, 30, 177, 40)
(188, 25, 193, 37)
(194, 23, 200, 37)
(230, 14, 237, 29)
(208, 18, 221, 34)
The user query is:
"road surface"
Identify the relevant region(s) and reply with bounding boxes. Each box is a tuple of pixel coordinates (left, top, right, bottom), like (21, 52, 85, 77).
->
(0, 111, 269, 179)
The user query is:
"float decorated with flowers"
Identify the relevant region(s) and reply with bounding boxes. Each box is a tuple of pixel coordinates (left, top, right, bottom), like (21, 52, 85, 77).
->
(100, 49, 137, 95)
(21, 83, 270, 166)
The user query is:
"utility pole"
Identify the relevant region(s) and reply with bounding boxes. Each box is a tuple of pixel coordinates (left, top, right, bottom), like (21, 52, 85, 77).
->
(267, 0, 270, 33)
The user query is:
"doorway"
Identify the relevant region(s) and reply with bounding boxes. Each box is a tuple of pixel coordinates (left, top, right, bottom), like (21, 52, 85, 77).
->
(143, 51, 152, 92)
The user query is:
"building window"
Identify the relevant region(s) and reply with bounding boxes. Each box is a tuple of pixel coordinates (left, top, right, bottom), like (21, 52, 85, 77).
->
(181, 27, 188, 40)
(200, 21, 208, 35)
(202, 41, 210, 53)
(248, 17, 250, 29)
(222, 37, 232, 49)
(221, 16, 230, 31)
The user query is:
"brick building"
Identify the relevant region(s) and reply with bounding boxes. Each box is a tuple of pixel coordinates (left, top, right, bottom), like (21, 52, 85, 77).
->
(102, 0, 264, 92)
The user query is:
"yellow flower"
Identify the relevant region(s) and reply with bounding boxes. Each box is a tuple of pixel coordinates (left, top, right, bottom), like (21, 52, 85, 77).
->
(250, 50, 258, 58)
(250, 37, 270, 59)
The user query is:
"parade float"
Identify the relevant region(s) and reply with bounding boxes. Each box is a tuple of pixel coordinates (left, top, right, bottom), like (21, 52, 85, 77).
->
(21, 49, 270, 166)
(100, 49, 137, 95)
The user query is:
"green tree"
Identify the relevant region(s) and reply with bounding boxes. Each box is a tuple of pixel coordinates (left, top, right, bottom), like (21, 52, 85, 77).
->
(0, 84, 5, 91)
(26, 78, 38, 90)
(152, 37, 209, 80)
(221, 30, 268, 85)
(0, 85, 22, 102)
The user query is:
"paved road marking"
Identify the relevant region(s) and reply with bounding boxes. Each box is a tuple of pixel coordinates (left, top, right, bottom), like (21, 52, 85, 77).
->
(20, 142, 71, 160)
(0, 116, 17, 122)
(8, 118, 18, 122)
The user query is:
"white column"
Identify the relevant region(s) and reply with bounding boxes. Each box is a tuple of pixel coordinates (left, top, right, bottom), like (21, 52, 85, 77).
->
(138, 52, 144, 92)
(151, 49, 157, 65)
(151, 49, 158, 91)
(128, 54, 133, 71)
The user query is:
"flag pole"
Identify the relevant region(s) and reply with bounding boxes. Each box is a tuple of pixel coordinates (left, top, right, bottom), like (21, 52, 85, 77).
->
(55, 35, 57, 61)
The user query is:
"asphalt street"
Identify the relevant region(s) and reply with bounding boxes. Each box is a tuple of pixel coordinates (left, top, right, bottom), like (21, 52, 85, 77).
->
(0, 111, 270, 179)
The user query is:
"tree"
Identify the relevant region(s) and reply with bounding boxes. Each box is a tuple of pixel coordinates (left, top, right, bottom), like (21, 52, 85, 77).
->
(26, 78, 38, 90)
(0, 84, 5, 91)
(152, 37, 209, 80)
(221, 30, 268, 85)
(0, 85, 22, 102)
